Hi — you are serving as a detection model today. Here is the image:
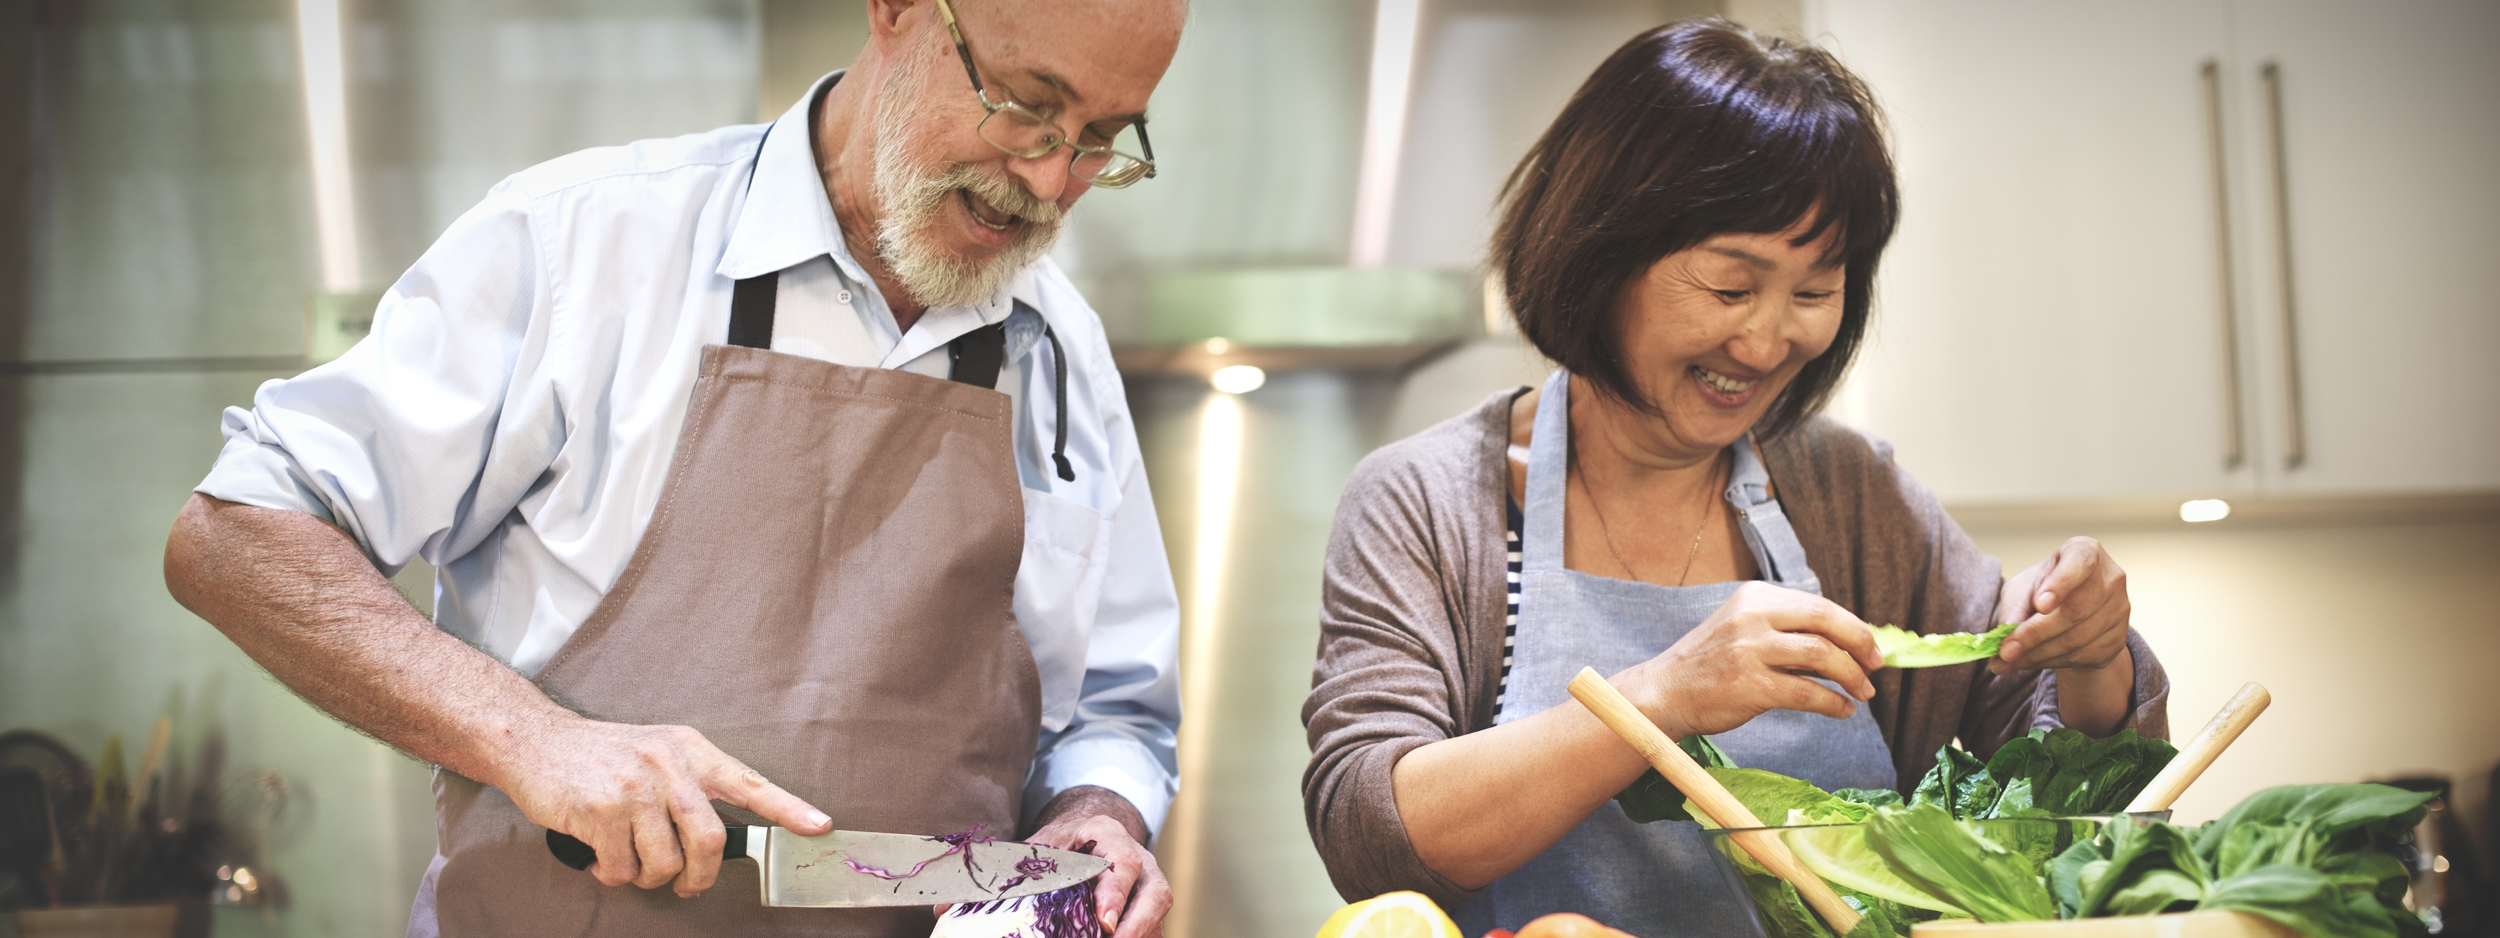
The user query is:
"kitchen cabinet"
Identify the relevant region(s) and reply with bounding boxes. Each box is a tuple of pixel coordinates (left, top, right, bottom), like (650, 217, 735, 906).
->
(1814, 0, 2500, 505)
(2227, 0, 2500, 495)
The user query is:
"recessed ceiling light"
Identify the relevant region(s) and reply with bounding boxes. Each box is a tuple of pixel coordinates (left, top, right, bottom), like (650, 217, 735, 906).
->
(2179, 499, 2231, 523)
(1210, 365, 1266, 395)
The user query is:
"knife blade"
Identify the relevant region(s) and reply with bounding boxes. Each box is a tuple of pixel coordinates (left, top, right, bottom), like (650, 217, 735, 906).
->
(544, 826, 1108, 907)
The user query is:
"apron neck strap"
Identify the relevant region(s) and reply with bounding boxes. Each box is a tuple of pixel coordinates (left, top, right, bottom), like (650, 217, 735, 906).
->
(727, 271, 779, 348)
(1521, 368, 1574, 572)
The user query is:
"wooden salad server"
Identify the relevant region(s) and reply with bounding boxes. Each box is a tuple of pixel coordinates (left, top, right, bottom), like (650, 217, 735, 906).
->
(2124, 682, 2271, 814)
(1567, 667, 1862, 934)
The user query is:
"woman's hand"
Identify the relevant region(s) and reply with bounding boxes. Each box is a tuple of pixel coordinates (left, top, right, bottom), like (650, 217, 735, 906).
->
(1991, 536, 2131, 674)
(1992, 536, 2135, 735)
(1618, 581, 1885, 740)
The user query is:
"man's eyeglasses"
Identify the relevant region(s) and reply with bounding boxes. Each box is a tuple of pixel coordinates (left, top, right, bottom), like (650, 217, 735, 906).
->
(930, 0, 1158, 189)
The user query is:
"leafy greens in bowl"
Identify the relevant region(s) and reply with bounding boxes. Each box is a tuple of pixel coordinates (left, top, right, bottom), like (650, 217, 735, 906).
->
(1633, 727, 2181, 938)
(1703, 812, 2168, 938)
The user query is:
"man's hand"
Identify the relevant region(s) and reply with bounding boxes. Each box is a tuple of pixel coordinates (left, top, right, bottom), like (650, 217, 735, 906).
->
(165, 495, 831, 897)
(1025, 786, 1168, 938)
(498, 717, 831, 896)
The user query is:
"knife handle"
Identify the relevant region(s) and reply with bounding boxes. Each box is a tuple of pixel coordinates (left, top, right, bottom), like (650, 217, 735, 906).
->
(545, 826, 752, 871)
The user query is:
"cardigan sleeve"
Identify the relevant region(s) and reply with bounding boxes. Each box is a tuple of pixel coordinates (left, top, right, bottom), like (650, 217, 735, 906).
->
(1301, 395, 1512, 907)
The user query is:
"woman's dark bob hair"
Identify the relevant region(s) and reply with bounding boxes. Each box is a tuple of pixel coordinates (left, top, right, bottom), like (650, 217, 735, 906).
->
(1493, 18, 1898, 440)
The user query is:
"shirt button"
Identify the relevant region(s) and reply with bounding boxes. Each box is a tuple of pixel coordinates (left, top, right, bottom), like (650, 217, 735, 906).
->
(836, 289, 853, 304)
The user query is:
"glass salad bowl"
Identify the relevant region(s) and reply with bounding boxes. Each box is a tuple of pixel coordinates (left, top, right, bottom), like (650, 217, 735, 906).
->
(1702, 812, 2174, 938)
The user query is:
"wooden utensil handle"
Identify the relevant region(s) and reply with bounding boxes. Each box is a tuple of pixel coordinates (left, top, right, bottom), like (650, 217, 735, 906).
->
(2125, 682, 2270, 814)
(1566, 667, 1861, 934)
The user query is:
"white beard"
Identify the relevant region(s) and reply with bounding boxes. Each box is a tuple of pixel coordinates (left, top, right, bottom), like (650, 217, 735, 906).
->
(870, 51, 1066, 311)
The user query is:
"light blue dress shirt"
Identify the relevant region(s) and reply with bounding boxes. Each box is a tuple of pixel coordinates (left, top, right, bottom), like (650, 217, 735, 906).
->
(197, 72, 1182, 835)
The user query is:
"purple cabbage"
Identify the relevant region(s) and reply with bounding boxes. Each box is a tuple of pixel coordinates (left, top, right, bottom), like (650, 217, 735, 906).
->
(938, 882, 1102, 938)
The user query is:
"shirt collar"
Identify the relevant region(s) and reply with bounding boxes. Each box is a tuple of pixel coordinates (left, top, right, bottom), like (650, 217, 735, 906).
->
(718, 70, 857, 283)
(718, 69, 1050, 352)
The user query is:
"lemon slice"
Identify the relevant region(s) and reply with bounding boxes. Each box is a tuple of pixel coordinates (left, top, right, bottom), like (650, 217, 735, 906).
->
(1315, 891, 1463, 938)
(1784, 824, 1964, 914)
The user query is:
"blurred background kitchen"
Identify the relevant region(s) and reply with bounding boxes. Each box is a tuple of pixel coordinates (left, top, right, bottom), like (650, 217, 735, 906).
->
(0, 0, 2492, 935)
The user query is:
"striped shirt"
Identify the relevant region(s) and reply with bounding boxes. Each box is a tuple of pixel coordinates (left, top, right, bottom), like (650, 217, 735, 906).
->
(1497, 494, 1523, 709)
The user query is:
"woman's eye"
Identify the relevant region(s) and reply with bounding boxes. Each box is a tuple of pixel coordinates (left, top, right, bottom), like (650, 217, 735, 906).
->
(1796, 290, 1837, 302)
(1713, 289, 1751, 303)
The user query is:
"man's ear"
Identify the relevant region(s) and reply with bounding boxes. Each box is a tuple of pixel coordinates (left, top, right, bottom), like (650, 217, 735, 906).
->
(866, 0, 922, 41)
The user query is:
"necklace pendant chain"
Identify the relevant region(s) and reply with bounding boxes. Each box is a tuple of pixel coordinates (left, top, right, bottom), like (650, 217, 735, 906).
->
(1574, 449, 1730, 588)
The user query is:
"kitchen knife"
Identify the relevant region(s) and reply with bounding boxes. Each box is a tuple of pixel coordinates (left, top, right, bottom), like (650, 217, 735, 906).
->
(545, 826, 1108, 907)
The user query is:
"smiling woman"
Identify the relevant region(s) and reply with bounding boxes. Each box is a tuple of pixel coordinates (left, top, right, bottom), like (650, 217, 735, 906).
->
(1494, 24, 1895, 442)
(1301, 18, 2173, 938)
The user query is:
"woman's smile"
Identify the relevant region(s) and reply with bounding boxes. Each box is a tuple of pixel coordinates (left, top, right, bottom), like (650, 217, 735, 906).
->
(1688, 364, 1760, 407)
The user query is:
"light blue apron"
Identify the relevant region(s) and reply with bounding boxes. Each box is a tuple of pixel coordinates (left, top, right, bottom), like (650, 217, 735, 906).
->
(1451, 369, 1895, 938)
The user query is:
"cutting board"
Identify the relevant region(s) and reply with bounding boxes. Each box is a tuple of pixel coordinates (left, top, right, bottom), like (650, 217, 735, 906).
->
(1911, 911, 2303, 938)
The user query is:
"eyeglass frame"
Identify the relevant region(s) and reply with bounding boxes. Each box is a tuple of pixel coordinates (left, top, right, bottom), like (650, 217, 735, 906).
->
(929, 0, 1159, 188)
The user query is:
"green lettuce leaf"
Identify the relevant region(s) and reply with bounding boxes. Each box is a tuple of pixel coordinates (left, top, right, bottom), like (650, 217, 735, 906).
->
(1612, 734, 1733, 823)
(1786, 822, 1962, 914)
(1874, 622, 2017, 669)
(1683, 768, 1875, 830)
(1834, 788, 1904, 809)
(1955, 727, 2177, 818)
(2049, 784, 2433, 938)
(1864, 803, 2056, 922)
(2073, 814, 2208, 917)
(1734, 864, 1839, 938)
(2047, 836, 2102, 918)
(1909, 745, 1984, 811)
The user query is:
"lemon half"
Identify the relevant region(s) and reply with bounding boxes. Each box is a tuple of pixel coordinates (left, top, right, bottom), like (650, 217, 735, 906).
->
(1315, 891, 1464, 938)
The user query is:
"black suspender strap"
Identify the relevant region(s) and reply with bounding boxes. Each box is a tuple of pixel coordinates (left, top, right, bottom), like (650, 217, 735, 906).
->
(726, 271, 780, 349)
(725, 117, 780, 349)
(943, 317, 1076, 482)
(1043, 325, 1075, 482)
(947, 321, 1008, 389)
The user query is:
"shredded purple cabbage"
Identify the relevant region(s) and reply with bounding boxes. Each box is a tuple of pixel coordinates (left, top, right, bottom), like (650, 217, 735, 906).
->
(999, 854, 1058, 892)
(842, 823, 997, 881)
(942, 882, 1102, 938)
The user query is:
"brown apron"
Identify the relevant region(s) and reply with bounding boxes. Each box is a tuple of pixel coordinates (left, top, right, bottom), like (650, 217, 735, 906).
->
(417, 265, 1041, 937)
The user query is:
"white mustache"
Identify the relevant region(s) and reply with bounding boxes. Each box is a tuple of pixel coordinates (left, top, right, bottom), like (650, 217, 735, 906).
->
(947, 164, 1062, 226)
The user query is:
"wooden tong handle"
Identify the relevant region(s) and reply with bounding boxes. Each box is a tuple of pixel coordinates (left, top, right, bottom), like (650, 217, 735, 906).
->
(2125, 682, 2270, 813)
(1567, 667, 1861, 934)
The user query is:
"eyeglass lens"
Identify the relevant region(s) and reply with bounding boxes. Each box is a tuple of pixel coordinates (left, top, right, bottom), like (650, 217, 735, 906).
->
(978, 108, 1147, 186)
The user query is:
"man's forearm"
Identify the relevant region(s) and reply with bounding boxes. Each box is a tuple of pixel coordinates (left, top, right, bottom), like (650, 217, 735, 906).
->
(164, 493, 570, 788)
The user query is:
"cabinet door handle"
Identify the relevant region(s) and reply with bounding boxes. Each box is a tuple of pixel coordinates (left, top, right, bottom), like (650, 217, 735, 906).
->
(2202, 59, 2247, 470)
(2260, 61, 2307, 470)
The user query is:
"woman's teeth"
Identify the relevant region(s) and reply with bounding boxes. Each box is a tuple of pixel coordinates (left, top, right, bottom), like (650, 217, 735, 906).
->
(1691, 366, 1754, 394)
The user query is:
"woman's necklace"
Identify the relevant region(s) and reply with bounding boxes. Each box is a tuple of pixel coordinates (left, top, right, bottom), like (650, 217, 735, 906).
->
(1573, 449, 1728, 587)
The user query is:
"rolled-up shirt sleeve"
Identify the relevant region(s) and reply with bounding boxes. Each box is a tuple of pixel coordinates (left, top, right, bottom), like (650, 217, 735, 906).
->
(197, 180, 555, 577)
(1022, 385, 1182, 842)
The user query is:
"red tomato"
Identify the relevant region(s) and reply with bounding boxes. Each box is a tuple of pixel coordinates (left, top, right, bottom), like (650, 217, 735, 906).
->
(1513, 913, 1633, 938)
(1482, 931, 1515, 938)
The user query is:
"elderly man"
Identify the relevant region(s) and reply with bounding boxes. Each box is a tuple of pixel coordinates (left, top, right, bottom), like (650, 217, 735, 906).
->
(163, 0, 1187, 934)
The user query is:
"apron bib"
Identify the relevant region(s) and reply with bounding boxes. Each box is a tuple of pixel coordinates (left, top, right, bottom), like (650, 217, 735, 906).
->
(1451, 369, 1894, 938)
(414, 260, 1040, 936)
